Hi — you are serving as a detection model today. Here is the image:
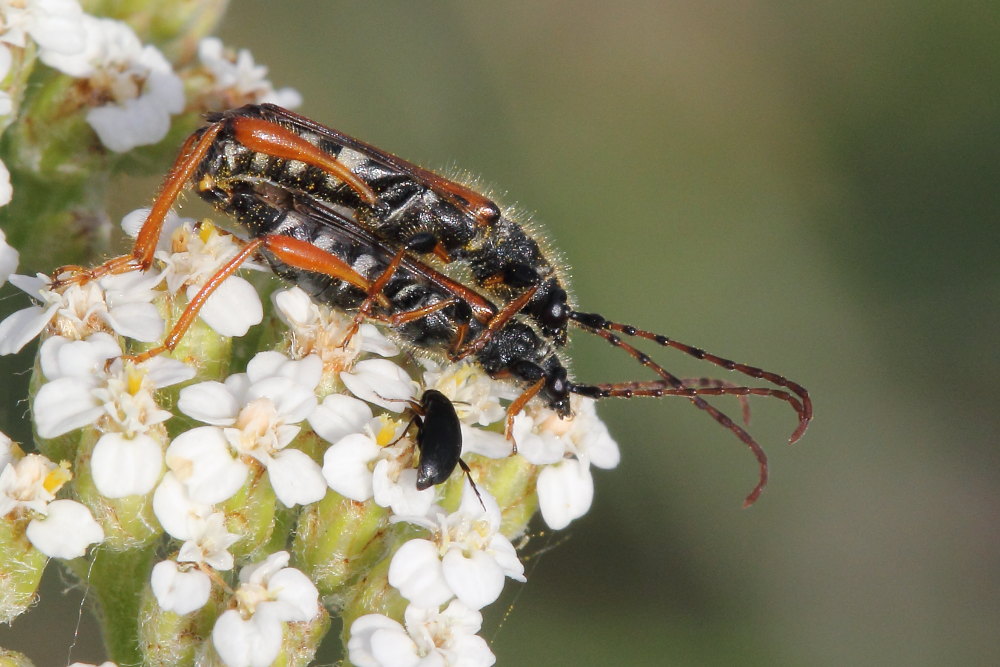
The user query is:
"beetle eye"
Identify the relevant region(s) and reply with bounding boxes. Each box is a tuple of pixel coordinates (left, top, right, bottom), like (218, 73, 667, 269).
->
(539, 288, 569, 331)
(546, 366, 569, 398)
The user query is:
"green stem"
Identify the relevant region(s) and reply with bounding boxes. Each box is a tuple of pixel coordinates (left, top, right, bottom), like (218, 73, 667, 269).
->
(67, 544, 159, 665)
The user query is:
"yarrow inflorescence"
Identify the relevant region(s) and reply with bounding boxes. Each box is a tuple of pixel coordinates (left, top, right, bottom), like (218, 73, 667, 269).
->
(0, 206, 619, 665)
(0, 5, 622, 664)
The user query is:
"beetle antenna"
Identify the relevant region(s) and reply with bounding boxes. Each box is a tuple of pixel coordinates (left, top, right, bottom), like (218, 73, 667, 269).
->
(567, 311, 813, 506)
(569, 311, 812, 442)
(458, 459, 487, 512)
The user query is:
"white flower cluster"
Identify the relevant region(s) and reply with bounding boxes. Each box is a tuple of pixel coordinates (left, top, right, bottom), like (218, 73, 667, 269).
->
(0, 0, 300, 208)
(0, 432, 103, 559)
(0, 206, 621, 666)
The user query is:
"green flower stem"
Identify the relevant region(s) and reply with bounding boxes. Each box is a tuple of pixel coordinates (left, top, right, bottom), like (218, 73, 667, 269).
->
(66, 544, 159, 665)
(293, 491, 391, 600)
(0, 518, 47, 625)
(220, 467, 278, 561)
(138, 580, 223, 667)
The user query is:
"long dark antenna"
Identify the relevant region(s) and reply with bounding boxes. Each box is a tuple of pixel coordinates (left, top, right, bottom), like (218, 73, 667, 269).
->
(568, 311, 813, 506)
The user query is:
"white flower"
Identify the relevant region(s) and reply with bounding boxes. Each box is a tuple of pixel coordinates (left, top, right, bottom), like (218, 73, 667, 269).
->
(0, 451, 103, 558)
(211, 551, 319, 667)
(0, 269, 162, 355)
(0, 452, 67, 516)
(341, 358, 419, 412)
(32, 334, 193, 498)
(25, 498, 104, 558)
(272, 286, 398, 371)
(318, 405, 435, 517)
(517, 397, 620, 530)
(41, 15, 184, 152)
(197, 37, 302, 109)
(389, 482, 525, 610)
(0, 228, 18, 283)
(168, 352, 325, 507)
(176, 511, 239, 571)
(90, 432, 165, 498)
(122, 207, 266, 338)
(348, 601, 495, 667)
(152, 472, 214, 540)
(317, 414, 434, 516)
(0, 0, 87, 65)
(146, 216, 264, 338)
(421, 360, 512, 427)
(0, 159, 12, 208)
(0, 430, 12, 470)
(150, 559, 211, 615)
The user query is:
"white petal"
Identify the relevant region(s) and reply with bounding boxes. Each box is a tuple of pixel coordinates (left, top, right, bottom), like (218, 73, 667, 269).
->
(166, 426, 247, 504)
(447, 633, 495, 667)
(39, 333, 120, 380)
(441, 549, 505, 610)
(245, 350, 290, 380)
(247, 376, 316, 423)
(152, 472, 211, 540)
(141, 354, 196, 388)
(308, 394, 373, 444)
(103, 302, 163, 341)
(0, 304, 54, 355)
(241, 550, 290, 585)
(8, 272, 47, 295)
(460, 425, 511, 459)
(264, 567, 319, 622)
(583, 426, 620, 470)
(121, 208, 150, 239)
(487, 534, 526, 582)
(212, 608, 283, 667)
(0, 432, 13, 471)
(26, 499, 103, 559)
(357, 324, 399, 357)
(271, 287, 313, 325)
(189, 276, 262, 337)
(372, 464, 435, 517)
(151, 560, 211, 615)
(457, 480, 501, 527)
(512, 414, 564, 465)
(349, 614, 417, 667)
(340, 359, 417, 412)
(248, 351, 322, 389)
(537, 458, 594, 530)
(370, 627, 423, 667)
(177, 381, 239, 425)
(321, 433, 378, 501)
(388, 539, 453, 607)
(33, 377, 103, 439)
(0, 228, 19, 283)
(91, 433, 163, 498)
(266, 449, 326, 507)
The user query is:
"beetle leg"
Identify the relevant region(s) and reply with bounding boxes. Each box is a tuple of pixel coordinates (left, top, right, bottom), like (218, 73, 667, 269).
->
(53, 125, 224, 287)
(501, 377, 546, 455)
(127, 234, 380, 363)
(338, 247, 407, 347)
(230, 116, 377, 205)
(450, 285, 539, 362)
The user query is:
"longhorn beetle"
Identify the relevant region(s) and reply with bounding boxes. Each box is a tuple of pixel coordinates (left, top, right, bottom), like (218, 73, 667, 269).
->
(58, 104, 812, 505)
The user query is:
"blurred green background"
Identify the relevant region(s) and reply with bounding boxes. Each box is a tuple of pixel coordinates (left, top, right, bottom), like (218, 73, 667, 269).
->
(3, 1, 999, 665)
